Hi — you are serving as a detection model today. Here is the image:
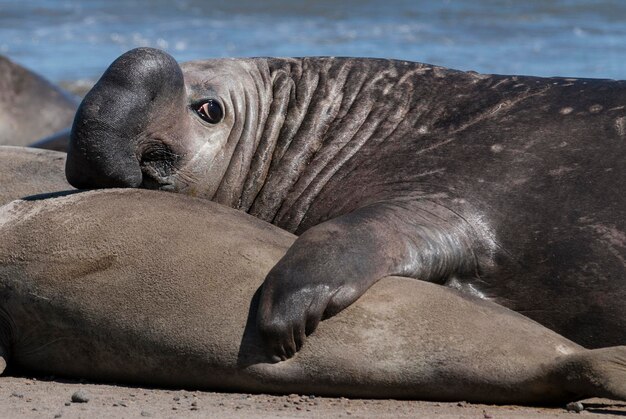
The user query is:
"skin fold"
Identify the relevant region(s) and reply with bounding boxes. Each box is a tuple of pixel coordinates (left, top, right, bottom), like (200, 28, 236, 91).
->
(65, 48, 625, 358)
(0, 189, 625, 403)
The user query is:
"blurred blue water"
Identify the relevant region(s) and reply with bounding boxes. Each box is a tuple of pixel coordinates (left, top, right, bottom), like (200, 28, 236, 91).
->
(1, 0, 626, 82)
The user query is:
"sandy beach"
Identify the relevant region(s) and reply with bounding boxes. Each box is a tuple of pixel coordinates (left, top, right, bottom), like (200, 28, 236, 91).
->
(1, 375, 624, 419)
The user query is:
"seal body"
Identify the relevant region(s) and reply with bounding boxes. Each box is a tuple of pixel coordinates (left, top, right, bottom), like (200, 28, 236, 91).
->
(28, 128, 72, 152)
(0, 146, 73, 206)
(0, 55, 77, 149)
(65, 48, 626, 355)
(0, 189, 626, 403)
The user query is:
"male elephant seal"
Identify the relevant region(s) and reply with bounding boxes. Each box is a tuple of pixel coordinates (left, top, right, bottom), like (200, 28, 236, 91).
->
(0, 146, 73, 206)
(65, 48, 626, 357)
(0, 55, 77, 149)
(1, 189, 626, 403)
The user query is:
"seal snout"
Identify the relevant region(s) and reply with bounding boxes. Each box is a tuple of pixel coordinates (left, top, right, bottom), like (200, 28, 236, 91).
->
(65, 48, 185, 190)
(65, 130, 144, 189)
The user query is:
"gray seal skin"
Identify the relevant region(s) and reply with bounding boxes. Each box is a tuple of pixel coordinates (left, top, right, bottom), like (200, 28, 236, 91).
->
(1, 189, 626, 403)
(65, 48, 626, 358)
(0, 146, 73, 206)
(0, 55, 77, 149)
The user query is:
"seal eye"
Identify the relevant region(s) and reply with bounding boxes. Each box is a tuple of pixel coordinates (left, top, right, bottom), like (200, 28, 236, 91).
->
(195, 100, 223, 124)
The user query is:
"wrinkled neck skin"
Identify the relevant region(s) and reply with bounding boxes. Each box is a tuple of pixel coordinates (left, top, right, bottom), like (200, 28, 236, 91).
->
(178, 57, 530, 235)
(180, 58, 428, 231)
(236, 57, 437, 230)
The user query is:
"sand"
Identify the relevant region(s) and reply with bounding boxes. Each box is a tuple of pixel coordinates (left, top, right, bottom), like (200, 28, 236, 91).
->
(0, 375, 624, 418)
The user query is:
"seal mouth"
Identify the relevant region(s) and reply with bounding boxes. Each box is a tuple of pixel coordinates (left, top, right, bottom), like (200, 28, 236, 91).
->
(137, 138, 182, 190)
(139, 166, 174, 190)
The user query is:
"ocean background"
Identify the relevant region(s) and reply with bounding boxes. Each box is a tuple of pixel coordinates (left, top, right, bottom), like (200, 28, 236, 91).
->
(1, 0, 626, 84)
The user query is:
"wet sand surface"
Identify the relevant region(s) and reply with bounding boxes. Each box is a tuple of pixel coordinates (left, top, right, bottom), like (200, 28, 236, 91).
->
(1, 376, 625, 418)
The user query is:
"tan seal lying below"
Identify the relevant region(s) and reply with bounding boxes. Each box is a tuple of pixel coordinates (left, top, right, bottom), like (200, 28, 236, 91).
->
(0, 189, 625, 404)
(0, 146, 73, 206)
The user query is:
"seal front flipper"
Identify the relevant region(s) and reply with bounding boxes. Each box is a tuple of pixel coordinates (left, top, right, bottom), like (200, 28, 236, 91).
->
(257, 200, 481, 360)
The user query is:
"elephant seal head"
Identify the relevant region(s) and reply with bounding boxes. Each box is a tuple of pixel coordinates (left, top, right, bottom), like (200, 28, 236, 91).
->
(66, 47, 268, 200)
